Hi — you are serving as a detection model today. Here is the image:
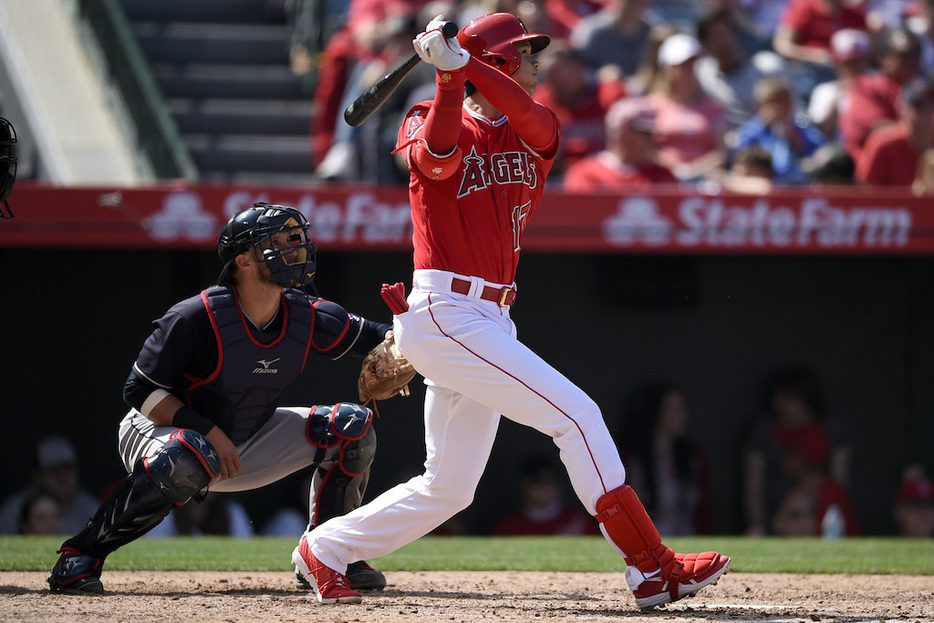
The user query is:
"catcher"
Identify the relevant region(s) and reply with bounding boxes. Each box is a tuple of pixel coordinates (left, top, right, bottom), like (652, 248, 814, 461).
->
(48, 203, 416, 596)
(1, 116, 17, 219)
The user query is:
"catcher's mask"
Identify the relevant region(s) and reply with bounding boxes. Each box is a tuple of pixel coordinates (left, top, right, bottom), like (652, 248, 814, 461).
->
(216, 202, 317, 288)
(457, 12, 550, 75)
(0, 117, 17, 220)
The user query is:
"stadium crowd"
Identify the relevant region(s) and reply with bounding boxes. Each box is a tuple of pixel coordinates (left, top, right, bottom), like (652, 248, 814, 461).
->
(287, 0, 934, 193)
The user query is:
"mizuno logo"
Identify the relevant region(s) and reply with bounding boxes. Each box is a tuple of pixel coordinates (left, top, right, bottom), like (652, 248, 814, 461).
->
(253, 358, 280, 374)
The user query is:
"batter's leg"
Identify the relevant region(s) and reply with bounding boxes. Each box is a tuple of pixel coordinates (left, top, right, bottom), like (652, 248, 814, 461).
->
(305, 382, 500, 572)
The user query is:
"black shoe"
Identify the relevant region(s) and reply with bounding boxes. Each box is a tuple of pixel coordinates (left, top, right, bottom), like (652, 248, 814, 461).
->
(48, 547, 105, 595)
(295, 559, 386, 591)
(346, 560, 387, 590)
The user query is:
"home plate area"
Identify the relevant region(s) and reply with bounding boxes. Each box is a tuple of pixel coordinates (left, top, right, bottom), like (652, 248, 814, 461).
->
(2, 571, 932, 622)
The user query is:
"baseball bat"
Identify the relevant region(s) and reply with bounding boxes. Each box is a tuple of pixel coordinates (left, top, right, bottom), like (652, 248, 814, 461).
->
(343, 21, 459, 128)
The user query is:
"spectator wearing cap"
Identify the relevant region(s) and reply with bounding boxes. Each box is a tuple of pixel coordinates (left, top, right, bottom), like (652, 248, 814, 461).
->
(731, 75, 826, 185)
(0, 436, 100, 535)
(893, 466, 934, 537)
(808, 29, 874, 140)
(563, 97, 677, 191)
(695, 9, 792, 129)
(645, 32, 729, 182)
(839, 27, 924, 163)
(534, 45, 628, 179)
(856, 77, 934, 185)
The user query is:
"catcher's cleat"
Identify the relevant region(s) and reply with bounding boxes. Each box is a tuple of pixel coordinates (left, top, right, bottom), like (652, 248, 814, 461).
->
(631, 547, 731, 609)
(292, 538, 362, 604)
(346, 560, 387, 590)
(296, 560, 386, 591)
(47, 547, 105, 595)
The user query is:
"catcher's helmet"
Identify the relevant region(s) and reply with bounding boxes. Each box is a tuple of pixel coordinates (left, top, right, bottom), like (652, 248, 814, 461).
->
(0, 117, 17, 220)
(217, 202, 317, 288)
(457, 12, 550, 75)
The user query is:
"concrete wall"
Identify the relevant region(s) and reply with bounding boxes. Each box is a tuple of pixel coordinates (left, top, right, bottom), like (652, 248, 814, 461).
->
(2, 247, 931, 536)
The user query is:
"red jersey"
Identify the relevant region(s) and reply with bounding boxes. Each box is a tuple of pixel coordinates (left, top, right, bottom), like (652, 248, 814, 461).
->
(397, 103, 559, 285)
(856, 124, 920, 186)
(839, 71, 903, 161)
(534, 79, 627, 170)
(563, 151, 677, 191)
(491, 505, 600, 536)
(779, 0, 867, 49)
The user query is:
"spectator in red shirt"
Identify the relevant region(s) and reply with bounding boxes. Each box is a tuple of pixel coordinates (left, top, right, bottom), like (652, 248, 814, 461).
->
(534, 45, 627, 177)
(807, 28, 874, 140)
(563, 97, 677, 191)
(490, 453, 599, 536)
(839, 27, 924, 162)
(856, 77, 934, 186)
(769, 424, 860, 537)
(772, 0, 868, 68)
(309, 0, 444, 170)
(541, 0, 608, 44)
(892, 466, 934, 538)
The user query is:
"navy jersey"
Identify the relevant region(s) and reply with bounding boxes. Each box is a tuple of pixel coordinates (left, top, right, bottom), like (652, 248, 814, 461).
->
(126, 285, 388, 444)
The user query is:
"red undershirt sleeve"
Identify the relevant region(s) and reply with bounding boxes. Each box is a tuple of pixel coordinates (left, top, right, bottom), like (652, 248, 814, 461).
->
(422, 69, 467, 156)
(464, 57, 558, 155)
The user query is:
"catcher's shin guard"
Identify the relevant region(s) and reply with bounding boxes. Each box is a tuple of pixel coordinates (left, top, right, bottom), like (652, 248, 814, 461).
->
(306, 403, 376, 527)
(62, 429, 220, 559)
(595, 485, 730, 608)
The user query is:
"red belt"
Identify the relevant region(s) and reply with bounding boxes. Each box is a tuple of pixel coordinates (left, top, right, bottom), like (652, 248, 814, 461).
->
(450, 277, 517, 307)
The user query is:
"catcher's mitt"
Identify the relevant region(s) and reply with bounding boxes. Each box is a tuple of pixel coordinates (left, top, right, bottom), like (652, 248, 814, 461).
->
(358, 332, 417, 404)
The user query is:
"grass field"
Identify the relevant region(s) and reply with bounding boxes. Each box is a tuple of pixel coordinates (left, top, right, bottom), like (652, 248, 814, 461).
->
(3, 535, 933, 575)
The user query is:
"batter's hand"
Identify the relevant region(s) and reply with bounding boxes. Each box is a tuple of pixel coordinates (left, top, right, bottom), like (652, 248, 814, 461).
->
(414, 20, 468, 71)
(206, 427, 242, 480)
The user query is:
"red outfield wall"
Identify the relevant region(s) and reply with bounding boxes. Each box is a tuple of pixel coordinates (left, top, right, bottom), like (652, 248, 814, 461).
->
(3, 182, 932, 254)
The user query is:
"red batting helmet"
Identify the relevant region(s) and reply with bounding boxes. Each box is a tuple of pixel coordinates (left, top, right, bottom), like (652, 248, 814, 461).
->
(457, 12, 550, 75)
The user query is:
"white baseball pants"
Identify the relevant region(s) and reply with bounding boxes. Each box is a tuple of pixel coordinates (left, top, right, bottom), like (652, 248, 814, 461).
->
(310, 269, 626, 572)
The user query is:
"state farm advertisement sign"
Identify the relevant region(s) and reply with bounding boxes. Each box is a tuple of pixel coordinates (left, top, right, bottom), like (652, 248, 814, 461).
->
(3, 183, 932, 255)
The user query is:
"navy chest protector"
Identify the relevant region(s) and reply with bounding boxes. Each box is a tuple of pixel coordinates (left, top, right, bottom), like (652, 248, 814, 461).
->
(188, 285, 314, 444)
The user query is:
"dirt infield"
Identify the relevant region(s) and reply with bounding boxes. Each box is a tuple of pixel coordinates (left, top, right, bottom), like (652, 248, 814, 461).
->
(2, 571, 932, 622)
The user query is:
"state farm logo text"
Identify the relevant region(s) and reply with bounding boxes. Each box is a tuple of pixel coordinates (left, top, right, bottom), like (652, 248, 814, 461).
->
(604, 196, 911, 249)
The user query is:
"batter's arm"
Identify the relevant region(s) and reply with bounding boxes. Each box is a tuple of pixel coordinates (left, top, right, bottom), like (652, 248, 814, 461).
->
(465, 57, 558, 154)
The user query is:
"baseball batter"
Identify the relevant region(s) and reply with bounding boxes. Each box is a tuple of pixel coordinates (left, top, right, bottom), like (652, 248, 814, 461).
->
(295, 13, 731, 609)
(48, 203, 391, 595)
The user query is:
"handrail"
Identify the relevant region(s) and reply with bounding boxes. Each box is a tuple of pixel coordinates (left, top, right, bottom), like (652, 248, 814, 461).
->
(75, 0, 199, 181)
